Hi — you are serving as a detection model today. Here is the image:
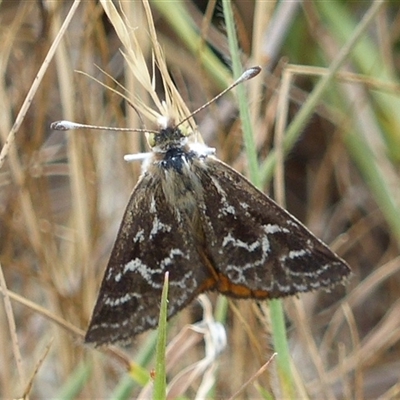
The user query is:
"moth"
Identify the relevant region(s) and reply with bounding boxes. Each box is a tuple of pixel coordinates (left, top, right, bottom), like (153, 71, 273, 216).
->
(52, 67, 351, 346)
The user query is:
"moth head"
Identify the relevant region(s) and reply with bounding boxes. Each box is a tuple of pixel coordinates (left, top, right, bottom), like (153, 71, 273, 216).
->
(146, 115, 192, 152)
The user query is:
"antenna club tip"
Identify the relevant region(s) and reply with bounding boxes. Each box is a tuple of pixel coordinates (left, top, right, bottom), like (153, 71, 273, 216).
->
(50, 120, 77, 131)
(241, 66, 262, 81)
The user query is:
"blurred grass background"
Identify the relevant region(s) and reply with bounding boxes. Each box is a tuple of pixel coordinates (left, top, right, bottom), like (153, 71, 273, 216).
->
(1, 0, 400, 398)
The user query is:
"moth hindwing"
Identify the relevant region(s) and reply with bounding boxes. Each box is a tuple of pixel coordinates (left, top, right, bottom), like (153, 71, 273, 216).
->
(84, 122, 351, 346)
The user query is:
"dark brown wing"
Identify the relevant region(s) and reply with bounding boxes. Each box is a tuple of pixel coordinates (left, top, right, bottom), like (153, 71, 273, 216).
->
(85, 172, 212, 346)
(196, 158, 351, 299)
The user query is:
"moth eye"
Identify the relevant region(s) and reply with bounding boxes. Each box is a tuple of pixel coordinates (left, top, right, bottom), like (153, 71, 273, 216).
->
(180, 126, 191, 138)
(147, 132, 156, 147)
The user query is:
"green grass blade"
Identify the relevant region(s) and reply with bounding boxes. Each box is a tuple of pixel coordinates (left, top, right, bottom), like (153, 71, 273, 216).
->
(151, 1, 231, 90)
(152, 272, 169, 400)
(54, 361, 92, 400)
(110, 331, 158, 399)
(316, 0, 400, 159)
(260, 0, 386, 185)
(222, 0, 294, 396)
(221, 0, 260, 188)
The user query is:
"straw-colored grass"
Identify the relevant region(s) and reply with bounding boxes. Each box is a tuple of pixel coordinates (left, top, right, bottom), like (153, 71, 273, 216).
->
(1, 0, 400, 398)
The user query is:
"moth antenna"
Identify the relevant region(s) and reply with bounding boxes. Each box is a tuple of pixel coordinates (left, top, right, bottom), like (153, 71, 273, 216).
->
(50, 120, 158, 134)
(175, 66, 261, 129)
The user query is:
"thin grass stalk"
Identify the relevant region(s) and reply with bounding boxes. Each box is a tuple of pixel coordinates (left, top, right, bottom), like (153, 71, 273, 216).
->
(221, 0, 260, 188)
(259, 0, 386, 185)
(316, 0, 400, 155)
(221, 0, 295, 396)
(151, 0, 231, 90)
(110, 332, 157, 399)
(0, 264, 25, 390)
(314, 1, 400, 245)
(0, 0, 82, 168)
(344, 131, 400, 243)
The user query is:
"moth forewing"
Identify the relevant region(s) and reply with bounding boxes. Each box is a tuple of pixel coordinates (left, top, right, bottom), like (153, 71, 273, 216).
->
(196, 158, 351, 298)
(84, 170, 214, 346)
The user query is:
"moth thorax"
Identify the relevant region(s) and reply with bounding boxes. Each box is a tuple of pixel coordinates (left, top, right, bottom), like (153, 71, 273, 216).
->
(161, 157, 204, 215)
